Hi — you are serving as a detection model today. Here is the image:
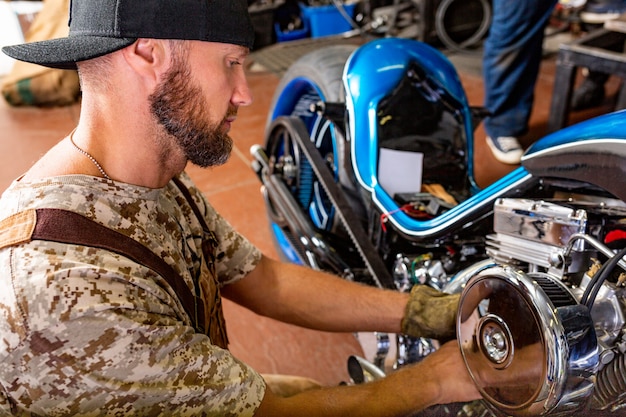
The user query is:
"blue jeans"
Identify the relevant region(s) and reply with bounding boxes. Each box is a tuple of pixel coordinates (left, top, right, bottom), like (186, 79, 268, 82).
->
(483, 0, 558, 139)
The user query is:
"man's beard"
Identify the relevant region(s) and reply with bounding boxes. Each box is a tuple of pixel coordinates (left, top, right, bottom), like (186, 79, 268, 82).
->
(149, 60, 234, 168)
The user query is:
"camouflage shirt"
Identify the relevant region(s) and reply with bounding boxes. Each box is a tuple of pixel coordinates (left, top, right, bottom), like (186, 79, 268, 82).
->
(0, 172, 265, 416)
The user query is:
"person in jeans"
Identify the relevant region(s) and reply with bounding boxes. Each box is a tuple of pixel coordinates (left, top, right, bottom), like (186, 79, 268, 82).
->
(482, 0, 558, 164)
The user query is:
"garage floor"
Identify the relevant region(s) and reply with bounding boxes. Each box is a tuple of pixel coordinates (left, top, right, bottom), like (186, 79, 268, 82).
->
(0, 33, 621, 387)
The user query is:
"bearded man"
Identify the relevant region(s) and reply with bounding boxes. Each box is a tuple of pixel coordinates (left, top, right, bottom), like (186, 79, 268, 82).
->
(0, 0, 478, 415)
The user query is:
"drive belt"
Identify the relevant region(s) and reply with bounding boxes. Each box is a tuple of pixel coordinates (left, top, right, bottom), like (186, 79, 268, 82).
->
(283, 116, 396, 290)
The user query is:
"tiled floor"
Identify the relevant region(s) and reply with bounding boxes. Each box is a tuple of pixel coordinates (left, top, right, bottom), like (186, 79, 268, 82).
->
(0, 34, 621, 387)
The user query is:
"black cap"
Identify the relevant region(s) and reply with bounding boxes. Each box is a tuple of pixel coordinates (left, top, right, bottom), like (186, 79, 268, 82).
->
(2, 0, 255, 70)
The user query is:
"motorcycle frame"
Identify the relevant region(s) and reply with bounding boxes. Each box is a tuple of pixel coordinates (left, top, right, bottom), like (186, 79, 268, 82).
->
(262, 36, 626, 263)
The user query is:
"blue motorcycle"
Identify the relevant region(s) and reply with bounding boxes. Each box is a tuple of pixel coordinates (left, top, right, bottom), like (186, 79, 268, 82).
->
(251, 37, 626, 416)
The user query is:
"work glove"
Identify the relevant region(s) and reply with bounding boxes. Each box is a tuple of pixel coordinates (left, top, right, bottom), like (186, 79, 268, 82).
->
(401, 285, 460, 341)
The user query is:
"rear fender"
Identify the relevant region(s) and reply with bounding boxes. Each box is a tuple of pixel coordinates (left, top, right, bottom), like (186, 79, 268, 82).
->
(343, 38, 476, 227)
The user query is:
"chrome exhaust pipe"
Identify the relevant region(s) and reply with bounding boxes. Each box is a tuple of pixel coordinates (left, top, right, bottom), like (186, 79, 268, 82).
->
(347, 355, 386, 384)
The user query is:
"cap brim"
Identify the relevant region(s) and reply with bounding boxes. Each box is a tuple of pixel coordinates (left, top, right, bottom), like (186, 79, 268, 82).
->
(2, 36, 137, 70)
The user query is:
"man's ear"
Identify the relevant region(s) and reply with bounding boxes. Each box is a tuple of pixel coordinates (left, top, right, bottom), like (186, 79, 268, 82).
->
(121, 39, 169, 84)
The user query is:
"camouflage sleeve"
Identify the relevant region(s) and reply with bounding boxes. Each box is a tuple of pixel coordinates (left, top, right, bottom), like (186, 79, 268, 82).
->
(176, 172, 262, 285)
(205, 202, 262, 285)
(0, 244, 266, 416)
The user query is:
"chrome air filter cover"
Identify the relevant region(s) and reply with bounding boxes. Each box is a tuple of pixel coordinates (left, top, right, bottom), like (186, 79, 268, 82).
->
(457, 265, 599, 416)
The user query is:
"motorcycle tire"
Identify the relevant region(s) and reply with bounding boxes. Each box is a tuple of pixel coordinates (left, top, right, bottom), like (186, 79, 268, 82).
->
(265, 43, 357, 130)
(263, 44, 362, 268)
(435, 0, 492, 54)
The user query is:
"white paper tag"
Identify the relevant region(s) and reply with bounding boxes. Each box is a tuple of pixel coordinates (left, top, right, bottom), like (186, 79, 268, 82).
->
(378, 148, 424, 198)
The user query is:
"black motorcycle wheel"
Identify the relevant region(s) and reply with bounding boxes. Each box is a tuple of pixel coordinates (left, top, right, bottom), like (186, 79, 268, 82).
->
(265, 43, 357, 129)
(263, 44, 361, 269)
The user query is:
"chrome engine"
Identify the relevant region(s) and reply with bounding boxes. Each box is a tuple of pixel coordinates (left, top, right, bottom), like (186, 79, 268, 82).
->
(354, 197, 626, 416)
(464, 197, 626, 416)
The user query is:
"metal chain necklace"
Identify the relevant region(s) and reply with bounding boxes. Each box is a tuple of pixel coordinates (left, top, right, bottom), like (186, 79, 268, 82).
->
(68, 130, 111, 180)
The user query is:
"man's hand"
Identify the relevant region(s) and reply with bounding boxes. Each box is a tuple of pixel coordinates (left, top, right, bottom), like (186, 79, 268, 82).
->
(401, 285, 460, 341)
(254, 339, 481, 416)
(416, 340, 482, 405)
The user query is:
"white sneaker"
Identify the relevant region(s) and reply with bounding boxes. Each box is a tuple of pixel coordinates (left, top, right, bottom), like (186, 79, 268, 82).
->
(486, 136, 523, 164)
